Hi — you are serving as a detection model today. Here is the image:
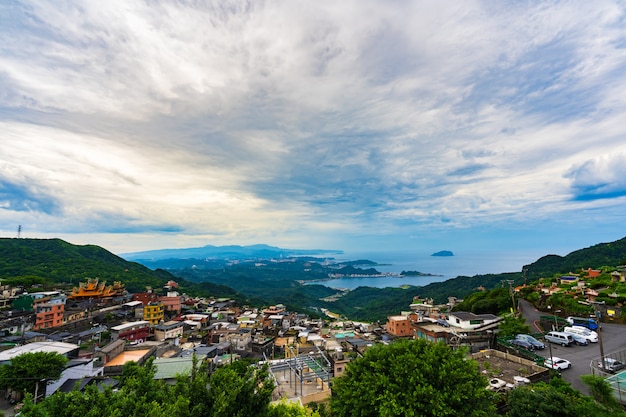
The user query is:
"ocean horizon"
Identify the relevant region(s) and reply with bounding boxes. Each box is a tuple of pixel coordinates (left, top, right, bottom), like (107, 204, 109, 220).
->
(312, 249, 541, 290)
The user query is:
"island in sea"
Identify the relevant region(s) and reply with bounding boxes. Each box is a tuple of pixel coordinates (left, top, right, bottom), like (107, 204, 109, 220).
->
(431, 250, 454, 257)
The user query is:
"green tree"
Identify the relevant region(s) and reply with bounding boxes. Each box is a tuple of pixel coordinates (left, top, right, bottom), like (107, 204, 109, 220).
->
(497, 314, 531, 338)
(267, 399, 321, 416)
(206, 360, 274, 417)
(330, 339, 494, 417)
(0, 352, 68, 397)
(581, 374, 624, 414)
(506, 376, 626, 417)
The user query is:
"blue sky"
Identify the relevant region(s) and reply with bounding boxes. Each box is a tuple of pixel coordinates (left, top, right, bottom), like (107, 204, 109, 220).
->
(1, 1, 626, 259)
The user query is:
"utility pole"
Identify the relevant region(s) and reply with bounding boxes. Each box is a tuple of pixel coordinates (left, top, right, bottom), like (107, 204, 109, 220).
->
(592, 302, 606, 371)
(506, 280, 516, 313)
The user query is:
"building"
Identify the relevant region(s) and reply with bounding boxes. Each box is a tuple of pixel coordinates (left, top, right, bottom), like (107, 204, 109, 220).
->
(133, 290, 159, 306)
(159, 292, 182, 315)
(110, 320, 150, 343)
(446, 312, 501, 330)
(153, 321, 184, 341)
(144, 303, 165, 325)
(33, 293, 66, 330)
(68, 278, 125, 300)
(0, 341, 80, 364)
(386, 315, 414, 337)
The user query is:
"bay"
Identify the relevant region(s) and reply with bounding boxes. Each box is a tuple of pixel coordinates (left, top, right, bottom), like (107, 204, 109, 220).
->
(309, 250, 539, 290)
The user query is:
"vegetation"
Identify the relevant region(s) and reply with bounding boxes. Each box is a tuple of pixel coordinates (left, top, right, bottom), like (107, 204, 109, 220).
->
(0, 352, 68, 397)
(17, 357, 319, 417)
(497, 314, 531, 338)
(330, 339, 494, 417)
(506, 375, 626, 417)
(523, 236, 626, 281)
(452, 287, 517, 315)
(2, 236, 625, 322)
(0, 238, 250, 304)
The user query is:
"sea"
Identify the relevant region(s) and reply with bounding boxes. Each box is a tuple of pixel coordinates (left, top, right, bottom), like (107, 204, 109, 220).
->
(307, 249, 541, 290)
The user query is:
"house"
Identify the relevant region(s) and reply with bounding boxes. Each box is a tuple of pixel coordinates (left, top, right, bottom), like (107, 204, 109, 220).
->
(153, 321, 184, 341)
(611, 270, 626, 283)
(159, 292, 182, 315)
(46, 358, 104, 397)
(446, 312, 501, 330)
(94, 339, 156, 375)
(144, 302, 165, 324)
(386, 315, 413, 337)
(559, 276, 579, 285)
(153, 355, 207, 383)
(110, 320, 150, 343)
(0, 341, 80, 364)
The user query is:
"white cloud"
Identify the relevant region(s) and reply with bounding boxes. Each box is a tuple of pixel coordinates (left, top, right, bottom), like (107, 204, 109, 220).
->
(1, 1, 626, 254)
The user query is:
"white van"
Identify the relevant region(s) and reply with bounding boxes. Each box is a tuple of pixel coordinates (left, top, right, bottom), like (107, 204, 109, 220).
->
(545, 331, 573, 346)
(563, 326, 598, 343)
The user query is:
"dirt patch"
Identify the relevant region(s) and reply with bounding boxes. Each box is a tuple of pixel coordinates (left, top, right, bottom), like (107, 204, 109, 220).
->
(472, 349, 550, 386)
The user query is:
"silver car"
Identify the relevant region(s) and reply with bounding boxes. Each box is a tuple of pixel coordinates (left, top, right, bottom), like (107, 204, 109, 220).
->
(564, 332, 588, 346)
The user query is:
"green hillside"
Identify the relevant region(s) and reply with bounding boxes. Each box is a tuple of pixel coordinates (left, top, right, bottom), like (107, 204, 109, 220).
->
(2, 236, 626, 323)
(0, 238, 242, 300)
(524, 236, 626, 279)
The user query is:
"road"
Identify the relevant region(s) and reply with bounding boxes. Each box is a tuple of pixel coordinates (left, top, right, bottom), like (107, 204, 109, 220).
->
(518, 299, 625, 395)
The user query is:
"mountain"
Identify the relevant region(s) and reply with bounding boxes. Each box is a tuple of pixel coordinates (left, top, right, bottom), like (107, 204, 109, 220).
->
(2, 236, 626, 323)
(121, 243, 343, 265)
(523, 236, 626, 280)
(0, 238, 242, 299)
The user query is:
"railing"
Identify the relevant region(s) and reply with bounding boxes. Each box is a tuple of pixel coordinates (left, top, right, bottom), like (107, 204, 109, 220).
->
(589, 347, 626, 405)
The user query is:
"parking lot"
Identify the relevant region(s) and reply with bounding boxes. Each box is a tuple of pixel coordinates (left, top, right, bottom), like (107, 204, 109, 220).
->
(519, 300, 626, 394)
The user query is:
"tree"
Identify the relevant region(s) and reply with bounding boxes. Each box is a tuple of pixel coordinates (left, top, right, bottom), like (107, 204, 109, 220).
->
(581, 374, 625, 414)
(205, 360, 274, 417)
(330, 339, 494, 417)
(0, 351, 68, 397)
(506, 376, 626, 417)
(497, 314, 531, 338)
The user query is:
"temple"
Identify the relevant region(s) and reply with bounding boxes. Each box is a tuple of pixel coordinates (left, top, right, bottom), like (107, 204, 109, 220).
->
(68, 278, 126, 300)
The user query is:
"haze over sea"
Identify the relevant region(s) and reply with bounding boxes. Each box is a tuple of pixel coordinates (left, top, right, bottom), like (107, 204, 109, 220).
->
(317, 249, 540, 290)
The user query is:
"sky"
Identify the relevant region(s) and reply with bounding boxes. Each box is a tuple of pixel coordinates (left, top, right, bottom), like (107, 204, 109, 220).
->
(1, 1, 626, 260)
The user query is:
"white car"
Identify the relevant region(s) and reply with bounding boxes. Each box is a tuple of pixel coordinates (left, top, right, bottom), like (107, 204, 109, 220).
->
(564, 326, 598, 343)
(544, 357, 571, 370)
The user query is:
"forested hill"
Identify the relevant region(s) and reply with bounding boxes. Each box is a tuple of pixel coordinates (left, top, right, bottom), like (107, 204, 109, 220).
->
(523, 236, 626, 280)
(0, 238, 240, 299)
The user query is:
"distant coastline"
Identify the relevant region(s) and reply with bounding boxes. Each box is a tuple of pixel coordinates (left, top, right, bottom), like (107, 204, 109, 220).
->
(431, 250, 454, 257)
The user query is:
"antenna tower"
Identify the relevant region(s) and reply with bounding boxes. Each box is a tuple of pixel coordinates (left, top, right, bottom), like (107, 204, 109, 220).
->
(17, 225, 22, 239)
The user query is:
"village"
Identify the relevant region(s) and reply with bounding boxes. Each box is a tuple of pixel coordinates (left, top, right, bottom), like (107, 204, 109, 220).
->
(0, 264, 625, 410)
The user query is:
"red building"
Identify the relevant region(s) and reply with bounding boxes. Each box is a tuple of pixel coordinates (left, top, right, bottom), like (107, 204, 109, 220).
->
(386, 315, 414, 337)
(110, 321, 151, 342)
(33, 293, 66, 330)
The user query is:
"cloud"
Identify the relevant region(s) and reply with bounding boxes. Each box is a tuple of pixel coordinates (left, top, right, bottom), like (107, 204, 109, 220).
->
(1, 1, 626, 254)
(0, 177, 61, 214)
(566, 153, 626, 201)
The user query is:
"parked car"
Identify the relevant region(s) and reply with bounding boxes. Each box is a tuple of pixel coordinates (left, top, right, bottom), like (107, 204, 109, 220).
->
(544, 357, 572, 370)
(515, 334, 545, 350)
(545, 331, 573, 346)
(563, 332, 589, 346)
(597, 358, 625, 373)
(563, 326, 598, 343)
(509, 338, 535, 351)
